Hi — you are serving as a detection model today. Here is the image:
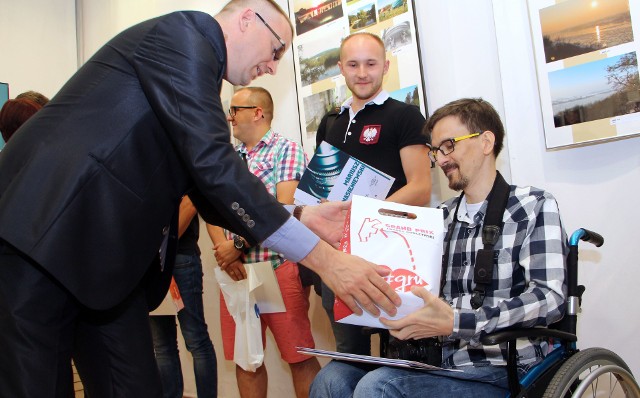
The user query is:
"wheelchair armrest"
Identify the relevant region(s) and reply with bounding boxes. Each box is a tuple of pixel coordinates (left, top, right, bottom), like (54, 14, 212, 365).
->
(480, 327, 577, 346)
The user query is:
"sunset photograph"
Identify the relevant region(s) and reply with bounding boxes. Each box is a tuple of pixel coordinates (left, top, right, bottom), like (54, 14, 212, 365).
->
(539, 0, 633, 63)
(293, 0, 344, 36)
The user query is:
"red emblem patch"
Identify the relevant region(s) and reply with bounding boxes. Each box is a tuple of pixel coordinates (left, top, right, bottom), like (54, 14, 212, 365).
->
(359, 125, 381, 144)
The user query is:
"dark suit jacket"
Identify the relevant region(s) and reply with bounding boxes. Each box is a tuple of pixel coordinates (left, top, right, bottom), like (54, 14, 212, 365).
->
(0, 11, 289, 310)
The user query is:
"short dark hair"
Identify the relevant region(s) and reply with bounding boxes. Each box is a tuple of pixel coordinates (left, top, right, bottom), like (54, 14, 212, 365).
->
(424, 98, 504, 157)
(237, 86, 274, 121)
(0, 98, 43, 142)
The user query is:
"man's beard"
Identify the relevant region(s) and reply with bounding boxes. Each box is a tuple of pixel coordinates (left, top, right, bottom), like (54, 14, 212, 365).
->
(442, 163, 468, 191)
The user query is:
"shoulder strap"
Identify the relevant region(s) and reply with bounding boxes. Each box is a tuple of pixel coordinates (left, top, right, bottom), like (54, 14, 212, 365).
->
(470, 171, 510, 309)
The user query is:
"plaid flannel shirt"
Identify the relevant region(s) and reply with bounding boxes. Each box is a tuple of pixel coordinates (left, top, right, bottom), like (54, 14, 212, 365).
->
(439, 185, 568, 369)
(227, 129, 307, 269)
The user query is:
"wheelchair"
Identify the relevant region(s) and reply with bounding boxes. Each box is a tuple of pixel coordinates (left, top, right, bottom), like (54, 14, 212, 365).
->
(371, 228, 640, 397)
(478, 228, 640, 397)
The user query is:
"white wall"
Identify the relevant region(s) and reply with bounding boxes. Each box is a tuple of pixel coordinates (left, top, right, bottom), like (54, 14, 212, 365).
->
(492, 0, 640, 377)
(3, 0, 639, 395)
(0, 0, 77, 99)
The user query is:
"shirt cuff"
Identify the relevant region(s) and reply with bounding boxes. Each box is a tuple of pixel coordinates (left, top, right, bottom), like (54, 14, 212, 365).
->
(452, 308, 477, 341)
(262, 217, 319, 262)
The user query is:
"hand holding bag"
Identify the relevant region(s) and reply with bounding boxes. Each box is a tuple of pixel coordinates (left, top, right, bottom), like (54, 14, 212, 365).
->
(334, 195, 445, 328)
(215, 266, 264, 372)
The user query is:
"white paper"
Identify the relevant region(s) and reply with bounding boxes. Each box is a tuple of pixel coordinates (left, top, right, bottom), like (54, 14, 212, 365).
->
(327, 157, 395, 202)
(294, 141, 394, 205)
(296, 347, 461, 372)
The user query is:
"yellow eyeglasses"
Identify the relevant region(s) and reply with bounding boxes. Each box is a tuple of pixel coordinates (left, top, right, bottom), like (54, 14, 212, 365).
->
(428, 132, 481, 162)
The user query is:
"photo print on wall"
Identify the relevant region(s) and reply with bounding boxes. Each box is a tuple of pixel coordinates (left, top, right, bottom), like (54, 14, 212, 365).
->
(528, 0, 640, 149)
(288, 0, 427, 158)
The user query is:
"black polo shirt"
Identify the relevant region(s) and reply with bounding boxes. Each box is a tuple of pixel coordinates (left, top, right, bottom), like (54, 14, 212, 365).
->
(316, 97, 428, 195)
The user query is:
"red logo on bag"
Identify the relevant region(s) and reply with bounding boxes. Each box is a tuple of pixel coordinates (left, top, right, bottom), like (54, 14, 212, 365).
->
(358, 218, 382, 242)
(360, 125, 381, 144)
(380, 265, 428, 293)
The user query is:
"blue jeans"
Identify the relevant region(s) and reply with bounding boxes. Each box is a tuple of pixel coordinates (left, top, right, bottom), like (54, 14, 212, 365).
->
(150, 253, 217, 398)
(310, 360, 510, 398)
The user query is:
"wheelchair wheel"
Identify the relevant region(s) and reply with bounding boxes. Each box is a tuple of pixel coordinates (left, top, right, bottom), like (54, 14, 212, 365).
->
(543, 347, 640, 398)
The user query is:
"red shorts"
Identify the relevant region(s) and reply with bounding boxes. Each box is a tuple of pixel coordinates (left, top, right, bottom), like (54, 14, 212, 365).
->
(219, 260, 315, 364)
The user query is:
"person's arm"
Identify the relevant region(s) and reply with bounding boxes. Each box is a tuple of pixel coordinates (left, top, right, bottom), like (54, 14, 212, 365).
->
(274, 138, 305, 205)
(381, 194, 567, 342)
(453, 196, 567, 342)
(206, 223, 246, 280)
(385, 144, 431, 206)
(134, 13, 291, 245)
(264, 203, 401, 317)
(177, 195, 197, 238)
(275, 180, 298, 205)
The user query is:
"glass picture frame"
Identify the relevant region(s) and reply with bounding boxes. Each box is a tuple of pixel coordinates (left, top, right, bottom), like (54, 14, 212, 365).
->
(528, 0, 640, 149)
(288, 0, 427, 157)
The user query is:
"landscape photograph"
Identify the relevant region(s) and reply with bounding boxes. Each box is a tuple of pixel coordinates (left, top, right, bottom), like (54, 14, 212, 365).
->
(293, 0, 344, 36)
(539, 0, 633, 63)
(348, 1, 377, 33)
(297, 33, 343, 87)
(389, 85, 420, 108)
(549, 51, 640, 127)
(377, 0, 408, 23)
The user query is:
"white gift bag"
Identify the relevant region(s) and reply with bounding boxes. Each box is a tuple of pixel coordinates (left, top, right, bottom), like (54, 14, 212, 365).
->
(334, 195, 445, 328)
(215, 267, 264, 372)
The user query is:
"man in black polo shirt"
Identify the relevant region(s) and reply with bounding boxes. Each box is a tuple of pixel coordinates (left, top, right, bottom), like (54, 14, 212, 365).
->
(316, 32, 432, 356)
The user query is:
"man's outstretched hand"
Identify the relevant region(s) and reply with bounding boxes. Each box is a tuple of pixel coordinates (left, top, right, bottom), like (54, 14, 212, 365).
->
(299, 240, 401, 317)
(299, 201, 350, 248)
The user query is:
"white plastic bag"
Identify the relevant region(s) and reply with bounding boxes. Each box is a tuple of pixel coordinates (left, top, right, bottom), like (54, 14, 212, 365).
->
(334, 195, 445, 328)
(215, 266, 264, 372)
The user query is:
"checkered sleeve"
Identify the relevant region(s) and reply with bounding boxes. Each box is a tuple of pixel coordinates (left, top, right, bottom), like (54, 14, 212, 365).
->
(275, 139, 307, 184)
(453, 191, 568, 344)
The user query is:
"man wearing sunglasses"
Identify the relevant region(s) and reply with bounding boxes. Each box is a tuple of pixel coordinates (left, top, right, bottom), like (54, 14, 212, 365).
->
(311, 98, 568, 397)
(0, 1, 401, 396)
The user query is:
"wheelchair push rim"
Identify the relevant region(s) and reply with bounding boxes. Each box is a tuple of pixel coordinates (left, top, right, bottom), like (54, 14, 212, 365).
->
(542, 347, 640, 398)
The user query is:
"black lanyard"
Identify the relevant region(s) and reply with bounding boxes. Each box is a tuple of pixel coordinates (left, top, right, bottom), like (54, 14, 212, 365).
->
(438, 172, 510, 309)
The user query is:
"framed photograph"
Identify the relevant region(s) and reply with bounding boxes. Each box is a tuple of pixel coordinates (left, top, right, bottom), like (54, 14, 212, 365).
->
(528, 0, 640, 149)
(288, 0, 427, 157)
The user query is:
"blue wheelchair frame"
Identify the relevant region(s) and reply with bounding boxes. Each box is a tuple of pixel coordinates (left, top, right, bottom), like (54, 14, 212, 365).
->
(480, 228, 639, 397)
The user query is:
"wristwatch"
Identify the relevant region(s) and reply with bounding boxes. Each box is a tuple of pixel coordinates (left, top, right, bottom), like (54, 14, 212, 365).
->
(233, 235, 246, 251)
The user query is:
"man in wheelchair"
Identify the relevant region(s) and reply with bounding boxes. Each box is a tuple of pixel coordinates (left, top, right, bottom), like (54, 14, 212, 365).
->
(310, 98, 568, 397)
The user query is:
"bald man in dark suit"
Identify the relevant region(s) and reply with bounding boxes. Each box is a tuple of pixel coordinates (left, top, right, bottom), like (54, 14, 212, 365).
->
(0, 1, 400, 397)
